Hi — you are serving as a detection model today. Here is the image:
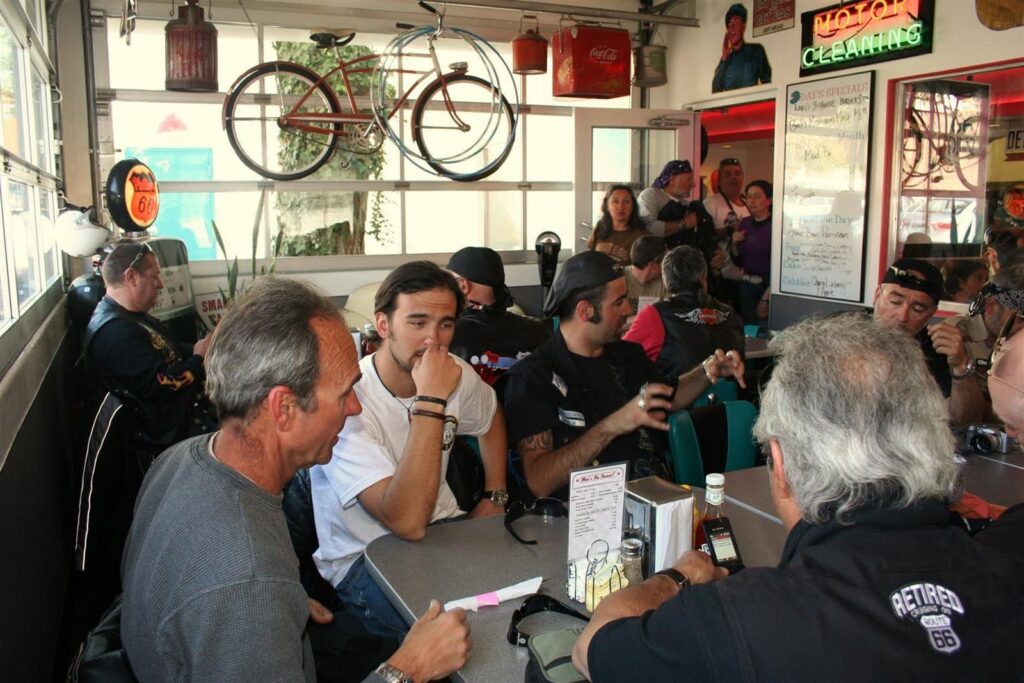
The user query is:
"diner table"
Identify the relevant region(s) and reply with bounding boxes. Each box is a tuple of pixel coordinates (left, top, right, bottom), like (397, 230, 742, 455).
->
(723, 453, 1024, 516)
(364, 487, 787, 683)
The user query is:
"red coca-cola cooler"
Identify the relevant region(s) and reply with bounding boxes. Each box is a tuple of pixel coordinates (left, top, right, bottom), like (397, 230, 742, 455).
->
(552, 24, 631, 99)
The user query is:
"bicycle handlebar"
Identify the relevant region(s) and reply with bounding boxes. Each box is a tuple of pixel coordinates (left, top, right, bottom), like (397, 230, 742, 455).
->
(396, 22, 414, 30)
(419, 1, 437, 14)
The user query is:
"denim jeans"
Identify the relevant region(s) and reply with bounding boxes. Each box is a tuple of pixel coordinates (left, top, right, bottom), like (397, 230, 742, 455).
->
(335, 555, 409, 640)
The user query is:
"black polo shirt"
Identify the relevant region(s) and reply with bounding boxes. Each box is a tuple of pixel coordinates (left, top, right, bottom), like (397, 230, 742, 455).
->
(588, 501, 1024, 682)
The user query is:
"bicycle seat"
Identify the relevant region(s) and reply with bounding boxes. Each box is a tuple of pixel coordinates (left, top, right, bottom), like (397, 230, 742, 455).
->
(309, 29, 356, 49)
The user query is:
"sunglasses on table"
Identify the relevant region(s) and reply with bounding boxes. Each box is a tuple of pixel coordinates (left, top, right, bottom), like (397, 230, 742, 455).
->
(503, 497, 566, 545)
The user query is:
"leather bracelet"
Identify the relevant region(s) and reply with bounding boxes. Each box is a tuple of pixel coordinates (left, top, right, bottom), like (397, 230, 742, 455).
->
(410, 408, 445, 420)
(654, 568, 690, 591)
(413, 395, 447, 407)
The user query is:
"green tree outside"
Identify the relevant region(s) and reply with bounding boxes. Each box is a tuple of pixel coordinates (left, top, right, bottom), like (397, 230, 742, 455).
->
(272, 41, 391, 255)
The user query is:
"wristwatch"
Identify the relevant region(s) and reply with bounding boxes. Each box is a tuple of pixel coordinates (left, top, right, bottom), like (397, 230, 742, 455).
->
(483, 489, 509, 507)
(951, 358, 976, 380)
(374, 662, 413, 683)
(654, 567, 691, 591)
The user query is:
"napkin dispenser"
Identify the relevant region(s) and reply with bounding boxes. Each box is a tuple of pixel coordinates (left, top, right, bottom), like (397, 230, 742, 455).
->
(625, 476, 693, 576)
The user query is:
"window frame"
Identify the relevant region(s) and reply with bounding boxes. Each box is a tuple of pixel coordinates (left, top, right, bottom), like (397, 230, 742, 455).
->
(94, 11, 633, 276)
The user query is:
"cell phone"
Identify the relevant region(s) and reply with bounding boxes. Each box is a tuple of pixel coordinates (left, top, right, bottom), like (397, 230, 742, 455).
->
(701, 516, 745, 573)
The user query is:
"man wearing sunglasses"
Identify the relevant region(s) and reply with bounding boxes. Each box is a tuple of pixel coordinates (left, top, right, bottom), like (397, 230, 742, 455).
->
(503, 251, 744, 501)
(85, 241, 212, 456)
(873, 257, 983, 425)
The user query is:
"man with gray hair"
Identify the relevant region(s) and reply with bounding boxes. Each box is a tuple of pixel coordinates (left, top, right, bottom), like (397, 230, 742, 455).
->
(575, 313, 1024, 681)
(624, 245, 743, 380)
(121, 277, 471, 682)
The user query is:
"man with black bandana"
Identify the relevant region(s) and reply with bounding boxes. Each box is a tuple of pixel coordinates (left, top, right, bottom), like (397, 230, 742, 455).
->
(445, 246, 551, 386)
(873, 257, 982, 424)
(637, 160, 694, 247)
(502, 251, 745, 501)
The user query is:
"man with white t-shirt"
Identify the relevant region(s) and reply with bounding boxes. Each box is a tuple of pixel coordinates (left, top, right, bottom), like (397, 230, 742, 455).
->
(311, 261, 508, 639)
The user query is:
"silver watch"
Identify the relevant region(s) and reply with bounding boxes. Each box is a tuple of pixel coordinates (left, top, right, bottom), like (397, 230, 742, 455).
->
(375, 662, 413, 683)
(484, 489, 509, 507)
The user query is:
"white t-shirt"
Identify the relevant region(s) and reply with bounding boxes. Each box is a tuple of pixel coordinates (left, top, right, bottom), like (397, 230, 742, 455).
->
(704, 193, 750, 232)
(311, 352, 497, 585)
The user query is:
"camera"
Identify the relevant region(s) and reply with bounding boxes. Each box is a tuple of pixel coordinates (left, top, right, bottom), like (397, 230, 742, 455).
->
(958, 424, 1013, 455)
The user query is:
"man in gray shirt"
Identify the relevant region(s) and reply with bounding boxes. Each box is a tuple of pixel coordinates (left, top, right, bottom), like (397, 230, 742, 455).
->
(121, 277, 470, 682)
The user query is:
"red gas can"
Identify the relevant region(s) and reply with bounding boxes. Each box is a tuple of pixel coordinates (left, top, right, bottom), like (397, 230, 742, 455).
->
(165, 0, 218, 92)
(552, 24, 631, 99)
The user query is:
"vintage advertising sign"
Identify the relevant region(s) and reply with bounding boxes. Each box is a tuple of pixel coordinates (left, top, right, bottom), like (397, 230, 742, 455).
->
(753, 0, 796, 37)
(1006, 128, 1024, 161)
(800, 0, 934, 77)
(106, 158, 160, 231)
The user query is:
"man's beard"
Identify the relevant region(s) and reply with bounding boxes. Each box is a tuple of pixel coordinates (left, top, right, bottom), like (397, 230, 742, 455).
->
(387, 341, 419, 375)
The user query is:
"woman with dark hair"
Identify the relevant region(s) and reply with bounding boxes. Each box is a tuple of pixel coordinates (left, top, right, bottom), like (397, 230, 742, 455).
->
(587, 185, 647, 266)
(731, 179, 772, 322)
(945, 259, 989, 303)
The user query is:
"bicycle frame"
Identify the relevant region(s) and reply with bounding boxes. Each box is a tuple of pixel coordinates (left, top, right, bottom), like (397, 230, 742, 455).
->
(275, 33, 469, 138)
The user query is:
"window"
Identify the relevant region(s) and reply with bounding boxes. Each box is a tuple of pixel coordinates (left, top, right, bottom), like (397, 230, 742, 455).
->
(891, 62, 1024, 304)
(101, 15, 624, 267)
(0, 4, 60, 330)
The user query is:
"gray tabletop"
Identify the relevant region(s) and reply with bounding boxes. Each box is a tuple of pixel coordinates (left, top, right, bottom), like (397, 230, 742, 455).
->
(961, 453, 1024, 507)
(724, 454, 1024, 515)
(364, 489, 787, 682)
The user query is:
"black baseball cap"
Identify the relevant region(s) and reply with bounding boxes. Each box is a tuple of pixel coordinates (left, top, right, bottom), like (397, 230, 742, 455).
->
(882, 257, 944, 304)
(543, 251, 623, 318)
(447, 246, 514, 309)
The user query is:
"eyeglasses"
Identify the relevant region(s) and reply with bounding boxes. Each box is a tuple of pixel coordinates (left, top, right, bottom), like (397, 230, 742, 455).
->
(503, 497, 566, 545)
(990, 372, 1024, 396)
(123, 243, 153, 275)
(990, 315, 1022, 373)
(969, 282, 1009, 317)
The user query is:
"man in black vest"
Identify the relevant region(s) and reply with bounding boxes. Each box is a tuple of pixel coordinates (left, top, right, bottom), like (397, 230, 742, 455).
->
(575, 313, 1024, 682)
(503, 251, 744, 500)
(873, 257, 982, 424)
(446, 246, 550, 386)
(85, 241, 211, 455)
(624, 245, 744, 380)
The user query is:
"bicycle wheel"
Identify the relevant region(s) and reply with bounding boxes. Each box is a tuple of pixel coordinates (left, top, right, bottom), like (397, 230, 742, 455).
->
(224, 62, 341, 181)
(410, 74, 516, 182)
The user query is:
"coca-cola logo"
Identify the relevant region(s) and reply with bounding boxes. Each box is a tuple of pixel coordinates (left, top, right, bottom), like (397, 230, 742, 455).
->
(589, 45, 619, 62)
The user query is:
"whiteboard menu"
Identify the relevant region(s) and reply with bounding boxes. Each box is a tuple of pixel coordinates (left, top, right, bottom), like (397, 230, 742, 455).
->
(780, 71, 874, 302)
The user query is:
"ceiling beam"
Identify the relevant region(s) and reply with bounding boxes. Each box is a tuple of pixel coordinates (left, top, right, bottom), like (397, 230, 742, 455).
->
(434, 0, 699, 27)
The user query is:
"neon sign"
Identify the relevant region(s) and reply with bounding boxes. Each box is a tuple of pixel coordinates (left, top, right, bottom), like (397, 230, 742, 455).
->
(799, 0, 934, 76)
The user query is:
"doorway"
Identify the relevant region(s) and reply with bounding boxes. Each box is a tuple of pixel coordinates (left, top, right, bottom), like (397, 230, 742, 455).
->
(697, 99, 776, 202)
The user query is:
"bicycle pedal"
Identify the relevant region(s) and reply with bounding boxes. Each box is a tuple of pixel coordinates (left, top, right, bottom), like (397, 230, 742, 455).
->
(449, 61, 468, 72)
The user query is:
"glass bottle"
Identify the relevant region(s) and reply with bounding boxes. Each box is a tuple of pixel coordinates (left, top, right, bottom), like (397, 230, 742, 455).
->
(620, 538, 644, 586)
(694, 473, 726, 553)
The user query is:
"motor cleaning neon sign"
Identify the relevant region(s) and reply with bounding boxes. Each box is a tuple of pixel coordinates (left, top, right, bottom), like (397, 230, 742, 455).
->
(800, 0, 934, 76)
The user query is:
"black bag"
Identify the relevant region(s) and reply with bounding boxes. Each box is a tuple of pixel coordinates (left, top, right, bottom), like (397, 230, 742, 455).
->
(66, 595, 138, 683)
